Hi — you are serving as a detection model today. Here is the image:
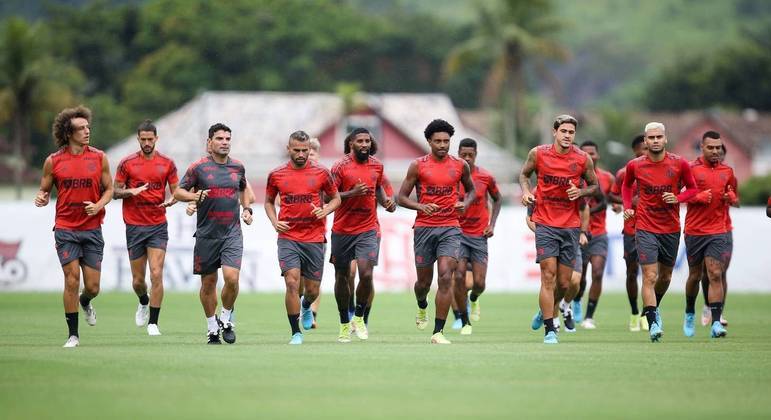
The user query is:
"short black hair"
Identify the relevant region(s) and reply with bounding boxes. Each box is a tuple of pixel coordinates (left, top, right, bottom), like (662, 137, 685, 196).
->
(580, 140, 598, 149)
(553, 114, 578, 129)
(458, 138, 477, 151)
(344, 127, 378, 155)
(702, 130, 721, 142)
(721, 144, 727, 155)
(208, 123, 231, 139)
(424, 119, 455, 140)
(137, 119, 157, 136)
(631, 134, 645, 148)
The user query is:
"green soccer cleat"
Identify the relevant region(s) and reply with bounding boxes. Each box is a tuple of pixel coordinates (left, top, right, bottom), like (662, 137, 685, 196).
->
(430, 332, 451, 344)
(640, 315, 649, 331)
(415, 307, 428, 330)
(629, 314, 641, 332)
(460, 324, 472, 335)
(352, 316, 368, 340)
(338, 323, 351, 343)
(470, 300, 481, 322)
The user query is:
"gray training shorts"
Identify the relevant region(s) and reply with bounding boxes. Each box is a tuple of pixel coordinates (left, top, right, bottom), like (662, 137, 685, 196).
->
(54, 228, 104, 271)
(635, 229, 680, 266)
(413, 226, 461, 267)
(458, 234, 488, 265)
(685, 232, 732, 267)
(582, 233, 608, 260)
(330, 229, 380, 268)
(126, 222, 168, 260)
(193, 234, 243, 275)
(535, 224, 579, 268)
(278, 238, 325, 281)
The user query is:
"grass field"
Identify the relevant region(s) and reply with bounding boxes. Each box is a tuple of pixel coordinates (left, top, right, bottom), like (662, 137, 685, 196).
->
(1, 292, 770, 419)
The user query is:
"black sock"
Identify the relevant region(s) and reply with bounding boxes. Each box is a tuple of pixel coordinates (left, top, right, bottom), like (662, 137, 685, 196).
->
(709, 302, 723, 323)
(628, 295, 639, 315)
(433, 318, 446, 334)
(354, 303, 365, 318)
(460, 310, 470, 326)
(339, 309, 350, 324)
(363, 306, 371, 324)
(312, 311, 317, 319)
(544, 318, 556, 334)
(288, 314, 301, 334)
(586, 299, 598, 319)
(79, 293, 92, 308)
(644, 306, 657, 327)
(417, 298, 428, 309)
(138, 293, 149, 306)
(453, 309, 462, 320)
(302, 298, 311, 310)
(149, 306, 160, 324)
(685, 294, 697, 314)
(469, 292, 479, 302)
(655, 292, 664, 307)
(65, 312, 78, 337)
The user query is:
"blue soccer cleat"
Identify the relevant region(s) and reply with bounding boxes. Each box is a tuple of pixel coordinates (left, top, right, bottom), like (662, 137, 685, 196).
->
(683, 313, 695, 337)
(452, 318, 462, 330)
(655, 308, 663, 330)
(710, 321, 727, 338)
(301, 298, 315, 330)
(572, 300, 583, 323)
(543, 331, 558, 344)
(531, 310, 544, 330)
(649, 322, 663, 342)
(288, 332, 303, 345)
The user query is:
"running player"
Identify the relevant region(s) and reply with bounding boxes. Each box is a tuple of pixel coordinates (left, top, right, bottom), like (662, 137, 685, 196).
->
(330, 128, 395, 342)
(452, 138, 502, 335)
(397, 119, 475, 344)
(575, 141, 614, 329)
(622, 122, 698, 342)
(35, 106, 114, 348)
(682, 131, 736, 338)
(264, 131, 340, 345)
(174, 123, 252, 345)
(114, 120, 178, 336)
(519, 114, 598, 344)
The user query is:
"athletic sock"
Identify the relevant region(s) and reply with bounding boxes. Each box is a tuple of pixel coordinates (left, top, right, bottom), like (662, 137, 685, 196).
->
(460, 310, 470, 327)
(220, 308, 232, 324)
(288, 314, 301, 335)
(138, 293, 149, 306)
(148, 306, 160, 325)
(417, 298, 428, 309)
(338, 309, 350, 324)
(709, 302, 723, 324)
(206, 316, 218, 333)
(628, 295, 639, 315)
(363, 306, 371, 324)
(354, 303, 366, 318)
(470, 292, 479, 302)
(302, 298, 312, 310)
(65, 312, 78, 337)
(644, 306, 657, 327)
(655, 292, 664, 307)
(433, 318, 446, 334)
(312, 311, 317, 319)
(544, 318, 556, 335)
(79, 293, 92, 308)
(586, 299, 598, 319)
(453, 309, 462, 320)
(685, 294, 697, 314)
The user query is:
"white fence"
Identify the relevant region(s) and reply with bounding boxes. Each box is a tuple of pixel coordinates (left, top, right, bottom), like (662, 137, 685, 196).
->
(1, 202, 769, 292)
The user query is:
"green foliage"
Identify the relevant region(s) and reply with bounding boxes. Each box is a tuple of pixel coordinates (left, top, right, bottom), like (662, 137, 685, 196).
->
(738, 174, 771, 206)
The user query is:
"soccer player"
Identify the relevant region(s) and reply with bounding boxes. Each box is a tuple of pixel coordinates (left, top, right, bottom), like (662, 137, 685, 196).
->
(174, 123, 252, 345)
(452, 138, 502, 335)
(397, 119, 475, 344)
(113, 120, 178, 336)
(574, 141, 614, 329)
(519, 114, 598, 344)
(622, 122, 698, 342)
(682, 131, 737, 338)
(330, 128, 395, 342)
(264, 131, 340, 345)
(35, 105, 114, 348)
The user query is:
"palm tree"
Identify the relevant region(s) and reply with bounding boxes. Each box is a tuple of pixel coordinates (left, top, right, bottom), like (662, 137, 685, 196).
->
(444, 0, 569, 156)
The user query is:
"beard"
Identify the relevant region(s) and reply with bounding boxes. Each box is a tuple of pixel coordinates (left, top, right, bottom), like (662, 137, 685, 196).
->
(354, 149, 370, 162)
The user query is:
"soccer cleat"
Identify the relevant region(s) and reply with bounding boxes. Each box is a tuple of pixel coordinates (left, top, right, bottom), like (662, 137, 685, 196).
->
(710, 321, 727, 338)
(562, 306, 576, 332)
(430, 332, 451, 344)
(683, 313, 695, 337)
(220, 321, 236, 344)
(554, 316, 561, 332)
(415, 307, 429, 330)
(300, 299, 315, 331)
(288, 332, 303, 345)
(572, 300, 583, 323)
(629, 314, 641, 332)
(470, 300, 480, 322)
(451, 318, 462, 330)
(719, 316, 728, 327)
(655, 308, 663, 331)
(352, 316, 368, 340)
(135, 304, 149, 327)
(338, 323, 351, 343)
(543, 331, 558, 344)
(649, 322, 663, 342)
(83, 304, 97, 326)
(700, 305, 711, 326)
(640, 315, 649, 331)
(531, 310, 544, 330)
(147, 324, 162, 336)
(581, 318, 596, 330)
(207, 331, 221, 345)
(460, 324, 472, 335)
(63, 335, 79, 348)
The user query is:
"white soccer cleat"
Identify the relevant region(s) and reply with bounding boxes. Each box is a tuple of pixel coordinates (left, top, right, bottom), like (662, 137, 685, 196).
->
(135, 304, 149, 327)
(700, 305, 711, 326)
(147, 324, 162, 336)
(83, 304, 97, 326)
(63, 335, 79, 348)
(581, 318, 597, 329)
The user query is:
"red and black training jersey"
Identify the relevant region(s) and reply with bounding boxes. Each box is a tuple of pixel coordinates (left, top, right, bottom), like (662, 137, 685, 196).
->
(413, 154, 466, 228)
(266, 161, 337, 242)
(622, 152, 697, 234)
(532, 144, 589, 229)
(685, 157, 737, 235)
(331, 154, 391, 235)
(611, 166, 636, 235)
(586, 168, 614, 236)
(50, 146, 106, 230)
(459, 165, 499, 236)
(115, 151, 178, 226)
(179, 156, 246, 239)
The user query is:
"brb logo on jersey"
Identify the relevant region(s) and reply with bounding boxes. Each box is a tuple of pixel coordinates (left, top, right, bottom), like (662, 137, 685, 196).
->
(0, 240, 27, 287)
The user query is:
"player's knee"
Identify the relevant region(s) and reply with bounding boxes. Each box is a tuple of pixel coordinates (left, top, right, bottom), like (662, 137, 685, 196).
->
(84, 283, 100, 297)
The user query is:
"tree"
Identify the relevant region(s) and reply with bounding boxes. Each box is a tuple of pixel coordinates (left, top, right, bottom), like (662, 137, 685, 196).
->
(444, 0, 568, 155)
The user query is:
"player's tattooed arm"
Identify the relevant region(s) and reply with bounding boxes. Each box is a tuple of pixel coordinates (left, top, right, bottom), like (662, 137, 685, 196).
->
(519, 147, 537, 206)
(456, 161, 476, 214)
(34, 157, 54, 207)
(113, 181, 149, 199)
(578, 157, 600, 199)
